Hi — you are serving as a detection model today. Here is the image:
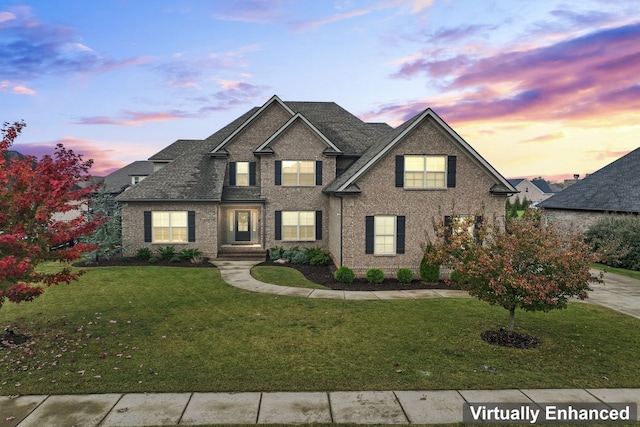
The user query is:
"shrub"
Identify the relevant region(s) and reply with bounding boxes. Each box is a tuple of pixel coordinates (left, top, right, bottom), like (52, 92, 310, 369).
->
(148, 257, 159, 264)
(585, 215, 640, 271)
(135, 247, 153, 261)
(156, 246, 176, 260)
(449, 270, 462, 284)
(291, 251, 309, 265)
(305, 247, 331, 266)
(178, 248, 202, 261)
(170, 256, 182, 263)
(366, 268, 385, 284)
(420, 244, 441, 282)
(269, 246, 284, 261)
(396, 268, 413, 283)
(334, 266, 355, 283)
(282, 247, 300, 261)
(190, 256, 204, 264)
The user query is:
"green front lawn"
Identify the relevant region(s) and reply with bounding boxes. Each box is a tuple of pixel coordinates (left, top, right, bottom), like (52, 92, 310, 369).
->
(251, 265, 328, 289)
(1, 265, 639, 396)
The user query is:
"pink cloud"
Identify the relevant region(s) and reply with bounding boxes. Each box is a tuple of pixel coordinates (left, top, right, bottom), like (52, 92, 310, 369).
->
(0, 80, 36, 95)
(384, 22, 640, 126)
(73, 110, 192, 126)
(520, 132, 565, 144)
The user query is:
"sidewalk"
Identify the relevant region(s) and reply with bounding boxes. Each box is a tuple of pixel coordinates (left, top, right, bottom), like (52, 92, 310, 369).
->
(3, 388, 639, 426)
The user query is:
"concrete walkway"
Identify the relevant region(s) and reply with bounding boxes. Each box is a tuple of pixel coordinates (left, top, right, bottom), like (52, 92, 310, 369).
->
(216, 261, 640, 320)
(3, 388, 639, 426)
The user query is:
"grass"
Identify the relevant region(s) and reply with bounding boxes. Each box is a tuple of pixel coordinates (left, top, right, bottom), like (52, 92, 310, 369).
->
(593, 263, 640, 281)
(251, 265, 328, 289)
(1, 265, 639, 396)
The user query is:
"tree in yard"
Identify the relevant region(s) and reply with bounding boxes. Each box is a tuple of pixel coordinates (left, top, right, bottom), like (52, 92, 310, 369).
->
(426, 209, 602, 333)
(81, 185, 122, 264)
(0, 121, 102, 309)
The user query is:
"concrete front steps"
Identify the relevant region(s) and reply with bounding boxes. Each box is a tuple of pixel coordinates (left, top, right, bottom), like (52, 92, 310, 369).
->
(216, 244, 267, 261)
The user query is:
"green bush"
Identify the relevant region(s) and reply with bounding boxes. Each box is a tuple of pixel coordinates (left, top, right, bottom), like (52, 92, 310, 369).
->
(305, 247, 331, 266)
(170, 256, 182, 263)
(396, 268, 413, 283)
(291, 251, 309, 265)
(148, 257, 159, 264)
(366, 268, 384, 284)
(269, 246, 284, 261)
(585, 215, 640, 271)
(135, 247, 153, 261)
(334, 266, 355, 283)
(282, 247, 300, 261)
(420, 244, 440, 282)
(156, 246, 176, 260)
(449, 270, 461, 284)
(178, 248, 202, 261)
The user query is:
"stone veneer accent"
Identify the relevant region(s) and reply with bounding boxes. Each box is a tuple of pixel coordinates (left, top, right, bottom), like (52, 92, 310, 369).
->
(540, 208, 611, 234)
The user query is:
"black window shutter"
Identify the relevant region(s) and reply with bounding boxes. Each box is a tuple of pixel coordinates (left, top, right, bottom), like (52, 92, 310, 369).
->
(229, 162, 236, 186)
(444, 215, 452, 243)
(188, 211, 196, 242)
(315, 211, 322, 240)
(275, 210, 282, 240)
(474, 215, 483, 244)
(275, 160, 282, 185)
(396, 216, 406, 254)
(365, 216, 374, 254)
(447, 156, 457, 188)
(315, 161, 322, 185)
(144, 211, 152, 242)
(395, 155, 404, 187)
(249, 162, 256, 186)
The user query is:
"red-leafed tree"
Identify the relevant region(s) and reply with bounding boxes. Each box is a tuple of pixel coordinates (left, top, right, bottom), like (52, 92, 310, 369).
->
(426, 209, 602, 333)
(0, 121, 102, 309)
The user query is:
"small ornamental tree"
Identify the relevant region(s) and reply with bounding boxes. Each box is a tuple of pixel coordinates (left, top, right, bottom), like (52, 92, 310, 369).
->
(82, 185, 122, 264)
(426, 209, 602, 332)
(0, 121, 102, 309)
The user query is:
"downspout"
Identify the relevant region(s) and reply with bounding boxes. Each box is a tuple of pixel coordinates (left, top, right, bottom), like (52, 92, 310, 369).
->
(339, 195, 344, 266)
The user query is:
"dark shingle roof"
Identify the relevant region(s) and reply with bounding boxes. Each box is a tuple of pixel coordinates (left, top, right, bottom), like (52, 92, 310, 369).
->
(508, 178, 525, 187)
(103, 161, 155, 194)
(538, 146, 640, 213)
(116, 108, 257, 202)
(530, 178, 556, 194)
(149, 139, 202, 161)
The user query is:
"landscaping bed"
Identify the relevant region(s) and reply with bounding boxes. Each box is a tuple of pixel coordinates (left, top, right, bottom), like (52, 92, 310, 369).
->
(257, 260, 456, 291)
(74, 257, 216, 268)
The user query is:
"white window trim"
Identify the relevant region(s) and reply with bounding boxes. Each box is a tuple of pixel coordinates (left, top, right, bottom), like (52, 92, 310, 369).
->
(374, 215, 396, 255)
(404, 155, 447, 189)
(152, 211, 188, 243)
(282, 211, 315, 241)
(282, 160, 315, 186)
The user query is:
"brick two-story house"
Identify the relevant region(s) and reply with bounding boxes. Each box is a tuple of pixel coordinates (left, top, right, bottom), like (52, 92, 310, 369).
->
(116, 95, 516, 276)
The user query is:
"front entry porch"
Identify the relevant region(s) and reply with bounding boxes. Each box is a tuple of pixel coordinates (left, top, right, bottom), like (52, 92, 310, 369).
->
(217, 205, 266, 260)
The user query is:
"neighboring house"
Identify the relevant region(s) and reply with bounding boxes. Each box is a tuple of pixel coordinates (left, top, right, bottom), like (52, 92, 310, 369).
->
(538, 147, 640, 232)
(116, 95, 516, 275)
(507, 178, 556, 205)
(103, 160, 155, 195)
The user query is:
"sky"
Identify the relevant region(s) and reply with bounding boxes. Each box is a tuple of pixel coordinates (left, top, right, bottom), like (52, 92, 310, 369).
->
(1, 0, 639, 182)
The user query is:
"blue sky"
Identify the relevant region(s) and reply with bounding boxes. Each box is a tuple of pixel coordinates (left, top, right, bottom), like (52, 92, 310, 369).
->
(2, 0, 639, 181)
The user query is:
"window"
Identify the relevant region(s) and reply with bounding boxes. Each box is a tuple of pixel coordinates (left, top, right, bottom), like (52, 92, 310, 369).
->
(375, 216, 396, 255)
(365, 215, 405, 255)
(152, 211, 188, 243)
(282, 211, 315, 241)
(282, 160, 315, 185)
(404, 155, 446, 188)
(131, 176, 146, 185)
(236, 161, 249, 187)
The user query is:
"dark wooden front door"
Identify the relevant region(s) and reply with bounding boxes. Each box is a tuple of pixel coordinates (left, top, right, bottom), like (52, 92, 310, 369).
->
(235, 210, 251, 242)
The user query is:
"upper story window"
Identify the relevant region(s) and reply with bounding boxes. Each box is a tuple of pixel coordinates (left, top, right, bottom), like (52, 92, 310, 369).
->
(236, 161, 249, 187)
(282, 160, 315, 185)
(404, 155, 446, 188)
(131, 176, 146, 185)
(396, 155, 455, 189)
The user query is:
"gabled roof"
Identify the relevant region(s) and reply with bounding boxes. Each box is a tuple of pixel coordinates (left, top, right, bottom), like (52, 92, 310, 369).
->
(530, 178, 556, 194)
(324, 108, 516, 195)
(508, 178, 525, 187)
(210, 95, 294, 154)
(254, 113, 342, 154)
(538, 146, 640, 213)
(103, 160, 155, 194)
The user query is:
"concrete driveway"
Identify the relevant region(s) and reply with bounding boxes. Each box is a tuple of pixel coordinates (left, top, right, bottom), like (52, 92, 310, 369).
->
(586, 270, 640, 319)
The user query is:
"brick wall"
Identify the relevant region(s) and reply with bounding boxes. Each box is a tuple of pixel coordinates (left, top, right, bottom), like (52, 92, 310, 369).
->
(121, 202, 218, 258)
(338, 117, 507, 277)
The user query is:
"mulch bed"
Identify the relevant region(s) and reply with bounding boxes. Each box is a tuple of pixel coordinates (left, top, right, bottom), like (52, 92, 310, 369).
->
(481, 329, 542, 349)
(257, 260, 456, 291)
(73, 257, 217, 268)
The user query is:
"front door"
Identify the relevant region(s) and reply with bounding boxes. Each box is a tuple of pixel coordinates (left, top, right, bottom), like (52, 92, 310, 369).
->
(235, 210, 251, 242)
